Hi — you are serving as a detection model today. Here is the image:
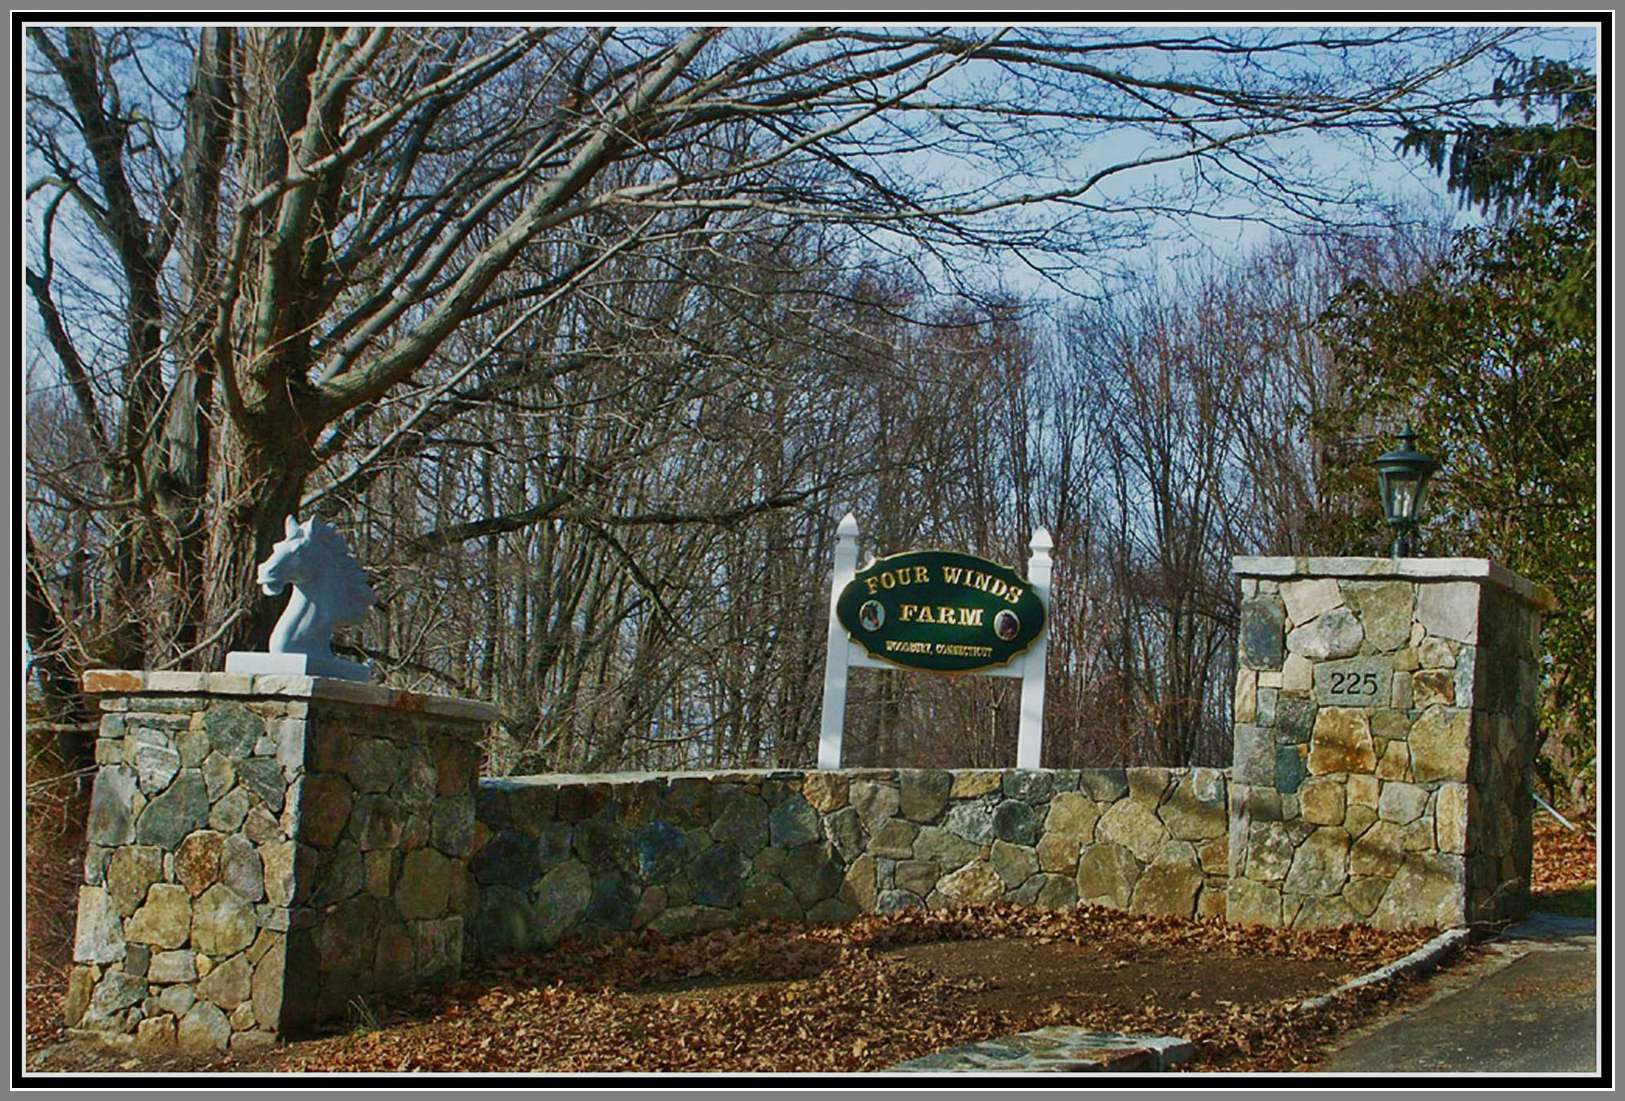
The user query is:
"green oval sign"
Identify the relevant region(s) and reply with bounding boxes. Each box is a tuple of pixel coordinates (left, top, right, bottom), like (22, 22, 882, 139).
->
(835, 549, 1046, 673)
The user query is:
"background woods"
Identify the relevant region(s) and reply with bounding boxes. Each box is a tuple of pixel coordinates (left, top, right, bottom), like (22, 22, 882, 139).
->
(23, 27, 1596, 806)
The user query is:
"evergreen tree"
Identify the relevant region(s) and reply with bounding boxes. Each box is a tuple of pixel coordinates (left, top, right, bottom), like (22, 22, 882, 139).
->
(1317, 59, 1596, 806)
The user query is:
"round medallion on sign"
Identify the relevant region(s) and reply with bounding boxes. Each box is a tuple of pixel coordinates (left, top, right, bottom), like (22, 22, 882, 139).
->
(994, 609, 1020, 641)
(835, 549, 1046, 673)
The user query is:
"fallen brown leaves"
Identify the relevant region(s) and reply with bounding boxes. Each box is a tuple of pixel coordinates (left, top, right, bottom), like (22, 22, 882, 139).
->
(1530, 814, 1597, 898)
(23, 765, 88, 1056)
(248, 904, 1431, 1075)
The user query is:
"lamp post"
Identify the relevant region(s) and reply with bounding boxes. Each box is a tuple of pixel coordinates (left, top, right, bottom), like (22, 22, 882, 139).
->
(1370, 423, 1439, 558)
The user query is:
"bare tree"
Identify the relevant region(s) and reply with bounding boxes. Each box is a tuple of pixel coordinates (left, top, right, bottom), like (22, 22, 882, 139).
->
(25, 24, 1530, 769)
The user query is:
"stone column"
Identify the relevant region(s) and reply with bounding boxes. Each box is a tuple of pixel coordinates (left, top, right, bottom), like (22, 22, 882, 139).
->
(64, 671, 494, 1053)
(1226, 558, 1552, 930)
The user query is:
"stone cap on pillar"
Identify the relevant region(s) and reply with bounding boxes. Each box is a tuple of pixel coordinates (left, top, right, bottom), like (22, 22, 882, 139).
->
(1231, 556, 1555, 612)
(81, 668, 500, 723)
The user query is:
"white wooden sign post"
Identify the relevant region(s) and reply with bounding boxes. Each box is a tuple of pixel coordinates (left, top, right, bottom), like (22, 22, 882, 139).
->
(817, 513, 1052, 770)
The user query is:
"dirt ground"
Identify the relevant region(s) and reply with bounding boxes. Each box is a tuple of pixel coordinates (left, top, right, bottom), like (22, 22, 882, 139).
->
(23, 779, 1597, 1076)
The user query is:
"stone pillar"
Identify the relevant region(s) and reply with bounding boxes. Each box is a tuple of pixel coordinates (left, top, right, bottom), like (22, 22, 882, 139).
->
(1226, 558, 1552, 930)
(64, 671, 494, 1053)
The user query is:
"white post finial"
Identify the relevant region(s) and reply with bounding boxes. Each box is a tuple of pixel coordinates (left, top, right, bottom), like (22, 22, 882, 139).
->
(818, 513, 861, 768)
(1015, 525, 1053, 768)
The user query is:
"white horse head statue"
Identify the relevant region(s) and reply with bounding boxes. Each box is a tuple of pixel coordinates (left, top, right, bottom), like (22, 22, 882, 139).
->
(256, 515, 376, 660)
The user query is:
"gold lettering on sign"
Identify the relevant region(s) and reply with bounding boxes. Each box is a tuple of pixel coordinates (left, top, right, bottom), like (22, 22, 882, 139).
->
(898, 605, 987, 628)
(866, 566, 934, 594)
(932, 643, 993, 657)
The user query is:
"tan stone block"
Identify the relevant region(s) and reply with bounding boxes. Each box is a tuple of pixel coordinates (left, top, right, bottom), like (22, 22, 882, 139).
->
(1347, 773, 1380, 808)
(1076, 842, 1139, 909)
(1370, 710, 1412, 742)
(1375, 740, 1412, 782)
(84, 670, 147, 694)
(1343, 876, 1388, 918)
(1390, 673, 1414, 710)
(937, 859, 1004, 903)
(1350, 820, 1404, 878)
(1196, 885, 1227, 922)
(1036, 831, 1081, 874)
(250, 941, 286, 1033)
(1393, 647, 1420, 673)
(1417, 582, 1480, 644)
(197, 952, 252, 1011)
(1294, 895, 1357, 930)
(1284, 826, 1350, 897)
(1377, 782, 1429, 824)
(260, 842, 298, 908)
(203, 673, 256, 695)
(1129, 841, 1203, 918)
(1412, 669, 1455, 709)
(1345, 804, 1378, 840)
(1095, 799, 1168, 862)
(1436, 784, 1469, 854)
(1226, 879, 1282, 927)
(1235, 667, 1258, 723)
(840, 853, 877, 912)
(1409, 707, 1471, 783)
(1258, 671, 1283, 689)
(127, 883, 192, 949)
(135, 1015, 176, 1053)
(949, 771, 1003, 798)
(1246, 822, 1295, 883)
(106, 846, 164, 917)
(1418, 636, 1458, 669)
(1282, 578, 1344, 627)
(149, 949, 197, 983)
(1342, 581, 1415, 652)
(1308, 708, 1376, 775)
(1282, 653, 1314, 694)
(177, 1002, 231, 1053)
(1300, 778, 1346, 826)
(801, 771, 849, 814)
(1400, 814, 1436, 851)
(1371, 852, 1466, 929)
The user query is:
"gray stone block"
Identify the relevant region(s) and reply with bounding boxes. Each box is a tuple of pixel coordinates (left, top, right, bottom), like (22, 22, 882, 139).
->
(1232, 724, 1276, 787)
(1239, 597, 1285, 668)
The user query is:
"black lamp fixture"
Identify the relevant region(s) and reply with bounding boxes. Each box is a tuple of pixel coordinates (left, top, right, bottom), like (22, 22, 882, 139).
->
(1370, 423, 1439, 558)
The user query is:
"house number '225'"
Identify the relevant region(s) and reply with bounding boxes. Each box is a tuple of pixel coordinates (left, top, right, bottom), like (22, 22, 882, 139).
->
(1329, 671, 1380, 695)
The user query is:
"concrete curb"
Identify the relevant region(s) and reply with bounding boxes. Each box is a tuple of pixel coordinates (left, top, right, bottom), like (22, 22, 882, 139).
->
(1297, 927, 1475, 1012)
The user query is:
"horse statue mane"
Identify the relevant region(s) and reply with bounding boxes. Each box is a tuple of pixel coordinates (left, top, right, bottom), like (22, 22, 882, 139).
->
(226, 515, 377, 682)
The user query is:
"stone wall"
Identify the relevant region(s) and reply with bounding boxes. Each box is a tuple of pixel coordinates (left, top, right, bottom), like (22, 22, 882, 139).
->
(1227, 558, 1551, 930)
(469, 767, 1230, 953)
(63, 556, 1549, 1050)
(65, 671, 493, 1052)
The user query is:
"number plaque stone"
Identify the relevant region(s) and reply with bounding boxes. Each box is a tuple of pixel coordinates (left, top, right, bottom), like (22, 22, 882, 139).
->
(1311, 655, 1393, 706)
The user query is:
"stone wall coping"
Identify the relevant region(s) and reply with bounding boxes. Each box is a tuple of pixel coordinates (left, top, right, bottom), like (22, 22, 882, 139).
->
(483, 765, 1230, 787)
(1231, 556, 1556, 611)
(81, 668, 499, 722)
